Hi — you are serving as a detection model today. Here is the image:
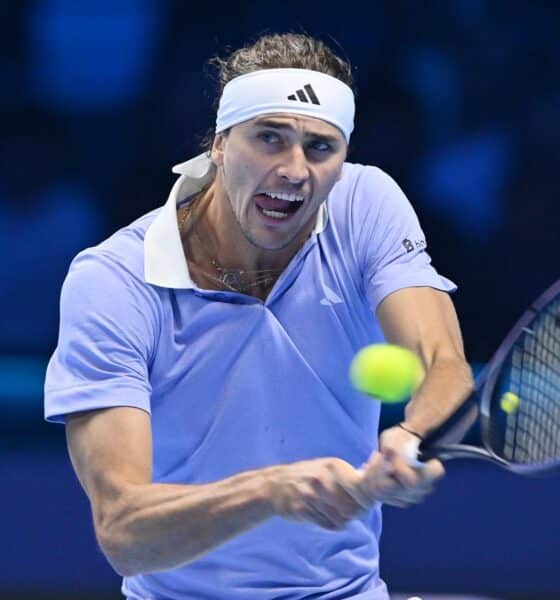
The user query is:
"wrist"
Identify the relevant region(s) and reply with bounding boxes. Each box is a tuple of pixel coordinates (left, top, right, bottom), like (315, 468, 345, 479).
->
(397, 422, 424, 441)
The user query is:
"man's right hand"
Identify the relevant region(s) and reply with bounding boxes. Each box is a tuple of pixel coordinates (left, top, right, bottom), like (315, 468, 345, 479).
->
(265, 452, 420, 531)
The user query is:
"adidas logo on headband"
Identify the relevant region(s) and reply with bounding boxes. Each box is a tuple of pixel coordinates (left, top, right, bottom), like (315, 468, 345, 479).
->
(287, 84, 320, 105)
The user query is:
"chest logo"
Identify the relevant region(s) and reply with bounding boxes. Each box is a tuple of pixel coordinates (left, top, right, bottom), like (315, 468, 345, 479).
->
(321, 284, 343, 306)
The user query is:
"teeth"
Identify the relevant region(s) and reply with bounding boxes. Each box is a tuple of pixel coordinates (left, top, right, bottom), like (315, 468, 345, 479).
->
(262, 209, 290, 219)
(263, 192, 305, 202)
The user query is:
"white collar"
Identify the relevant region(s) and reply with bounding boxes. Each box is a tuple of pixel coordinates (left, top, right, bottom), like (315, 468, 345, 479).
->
(144, 153, 328, 289)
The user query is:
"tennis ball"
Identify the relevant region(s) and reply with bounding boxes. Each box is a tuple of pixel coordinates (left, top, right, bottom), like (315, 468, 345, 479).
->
(500, 392, 520, 414)
(349, 344, 424, 403)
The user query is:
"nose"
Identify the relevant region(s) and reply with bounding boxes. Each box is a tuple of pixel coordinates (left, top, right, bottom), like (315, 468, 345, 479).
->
(276, 146, 309, 184)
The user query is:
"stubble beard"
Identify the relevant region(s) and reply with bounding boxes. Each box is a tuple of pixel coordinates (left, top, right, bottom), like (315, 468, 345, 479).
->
(228, 195, 305, 253)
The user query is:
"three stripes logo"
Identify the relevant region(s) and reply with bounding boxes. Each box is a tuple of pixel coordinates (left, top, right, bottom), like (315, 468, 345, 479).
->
(287, 84, 320, 105)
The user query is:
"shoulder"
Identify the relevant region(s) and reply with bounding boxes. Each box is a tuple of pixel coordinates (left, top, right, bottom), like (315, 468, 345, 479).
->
(327, 162, 415, 233)
(62, 209, 162, 316)
(68, 209, 159, 283)
(336, 162, 404, 196)
(330, 162, 411, 214)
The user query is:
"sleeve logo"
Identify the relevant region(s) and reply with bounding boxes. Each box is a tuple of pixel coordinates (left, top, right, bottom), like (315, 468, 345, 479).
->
(402, 238, 427, 253)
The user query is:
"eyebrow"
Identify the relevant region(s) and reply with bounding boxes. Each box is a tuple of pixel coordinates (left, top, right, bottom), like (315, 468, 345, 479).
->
(253, 118, 341, 144)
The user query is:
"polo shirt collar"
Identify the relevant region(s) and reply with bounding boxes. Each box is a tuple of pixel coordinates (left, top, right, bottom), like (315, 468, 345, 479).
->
(144, 153, 328, 289)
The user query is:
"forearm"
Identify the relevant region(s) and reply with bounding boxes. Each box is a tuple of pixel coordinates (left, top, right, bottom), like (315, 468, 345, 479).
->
(404, 356, 474, 437)
(376, 287, 475, 438)
(96, 467, 275, 576)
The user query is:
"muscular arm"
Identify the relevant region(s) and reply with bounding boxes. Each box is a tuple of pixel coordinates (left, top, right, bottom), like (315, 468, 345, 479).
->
(66, 407, 275, 576)
(362, 287, 473, 502)
(376, 286, 474, 437)
(66, 406, 399, 576)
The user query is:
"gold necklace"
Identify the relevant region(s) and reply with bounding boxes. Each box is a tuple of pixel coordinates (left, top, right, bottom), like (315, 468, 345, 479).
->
(178, 202, 284, 293)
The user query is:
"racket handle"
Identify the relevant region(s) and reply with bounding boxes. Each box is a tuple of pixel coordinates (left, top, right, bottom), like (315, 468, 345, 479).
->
(403, 437, 426, 468)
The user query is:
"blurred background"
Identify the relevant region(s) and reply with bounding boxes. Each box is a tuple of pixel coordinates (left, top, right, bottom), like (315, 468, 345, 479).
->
(1, 0, 559, 598)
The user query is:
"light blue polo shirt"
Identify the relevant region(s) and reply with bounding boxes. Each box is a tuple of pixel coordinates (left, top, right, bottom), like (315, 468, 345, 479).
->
(45, 153, 455, 600)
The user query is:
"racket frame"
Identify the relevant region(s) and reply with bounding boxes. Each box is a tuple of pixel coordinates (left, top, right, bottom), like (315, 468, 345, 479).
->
(419, 279, 560, 474)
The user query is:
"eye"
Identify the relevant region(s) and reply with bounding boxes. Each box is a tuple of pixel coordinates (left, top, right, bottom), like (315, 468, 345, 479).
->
(257, 131, 282, 144)
(308, 140, 332, 153)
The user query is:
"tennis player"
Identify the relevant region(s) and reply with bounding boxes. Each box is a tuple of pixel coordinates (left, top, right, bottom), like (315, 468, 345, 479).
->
(44, 33, 473, 599)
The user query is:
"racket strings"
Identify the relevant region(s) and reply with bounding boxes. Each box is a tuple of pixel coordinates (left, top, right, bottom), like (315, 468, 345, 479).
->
(515, 347, 560, 404)
(497, 297, 560, 464)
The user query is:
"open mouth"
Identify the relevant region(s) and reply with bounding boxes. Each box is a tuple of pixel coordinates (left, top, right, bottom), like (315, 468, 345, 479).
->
(254, 192, 305, 221)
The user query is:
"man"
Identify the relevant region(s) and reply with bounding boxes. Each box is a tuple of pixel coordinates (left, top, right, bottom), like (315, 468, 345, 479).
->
(45, 33, 473, 599)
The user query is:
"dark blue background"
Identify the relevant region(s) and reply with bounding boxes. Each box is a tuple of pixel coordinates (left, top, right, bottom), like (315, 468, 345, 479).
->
(2, 1, 559, 598)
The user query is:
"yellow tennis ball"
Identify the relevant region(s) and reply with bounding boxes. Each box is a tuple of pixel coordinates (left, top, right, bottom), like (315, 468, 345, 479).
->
(349, 344, 424, 403)
(500, 392, 520, 414)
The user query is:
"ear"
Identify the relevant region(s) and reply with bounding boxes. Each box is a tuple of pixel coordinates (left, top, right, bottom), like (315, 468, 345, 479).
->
(211, 133, 227, 167)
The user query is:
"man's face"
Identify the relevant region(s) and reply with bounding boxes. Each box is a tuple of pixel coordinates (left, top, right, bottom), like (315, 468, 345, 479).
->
(211, 113, 347, 251)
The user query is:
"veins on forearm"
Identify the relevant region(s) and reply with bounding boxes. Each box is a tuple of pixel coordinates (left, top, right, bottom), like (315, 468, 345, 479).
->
(96, 470, 274, 575)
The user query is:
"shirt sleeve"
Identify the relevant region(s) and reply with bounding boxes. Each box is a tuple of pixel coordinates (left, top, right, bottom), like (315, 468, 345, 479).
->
(353, 166, 457, 313)
(44, 250, 159, 423)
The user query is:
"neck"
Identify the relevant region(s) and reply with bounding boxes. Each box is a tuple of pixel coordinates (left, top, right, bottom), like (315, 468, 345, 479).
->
(198, 179, 314, 273)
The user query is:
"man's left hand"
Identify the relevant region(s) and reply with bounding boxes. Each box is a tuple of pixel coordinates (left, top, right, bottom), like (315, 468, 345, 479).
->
(363, 424, 445, 508)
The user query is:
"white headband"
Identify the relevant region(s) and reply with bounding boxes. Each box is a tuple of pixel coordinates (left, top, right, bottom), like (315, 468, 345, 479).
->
(215, 68, 355, 142)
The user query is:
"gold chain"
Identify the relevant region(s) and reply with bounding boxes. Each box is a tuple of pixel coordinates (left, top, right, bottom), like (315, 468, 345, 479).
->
(178, 201, 283, 293)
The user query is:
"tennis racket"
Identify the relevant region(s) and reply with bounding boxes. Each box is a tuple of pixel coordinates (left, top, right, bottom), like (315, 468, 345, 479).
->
(417, 278, 560, 475)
